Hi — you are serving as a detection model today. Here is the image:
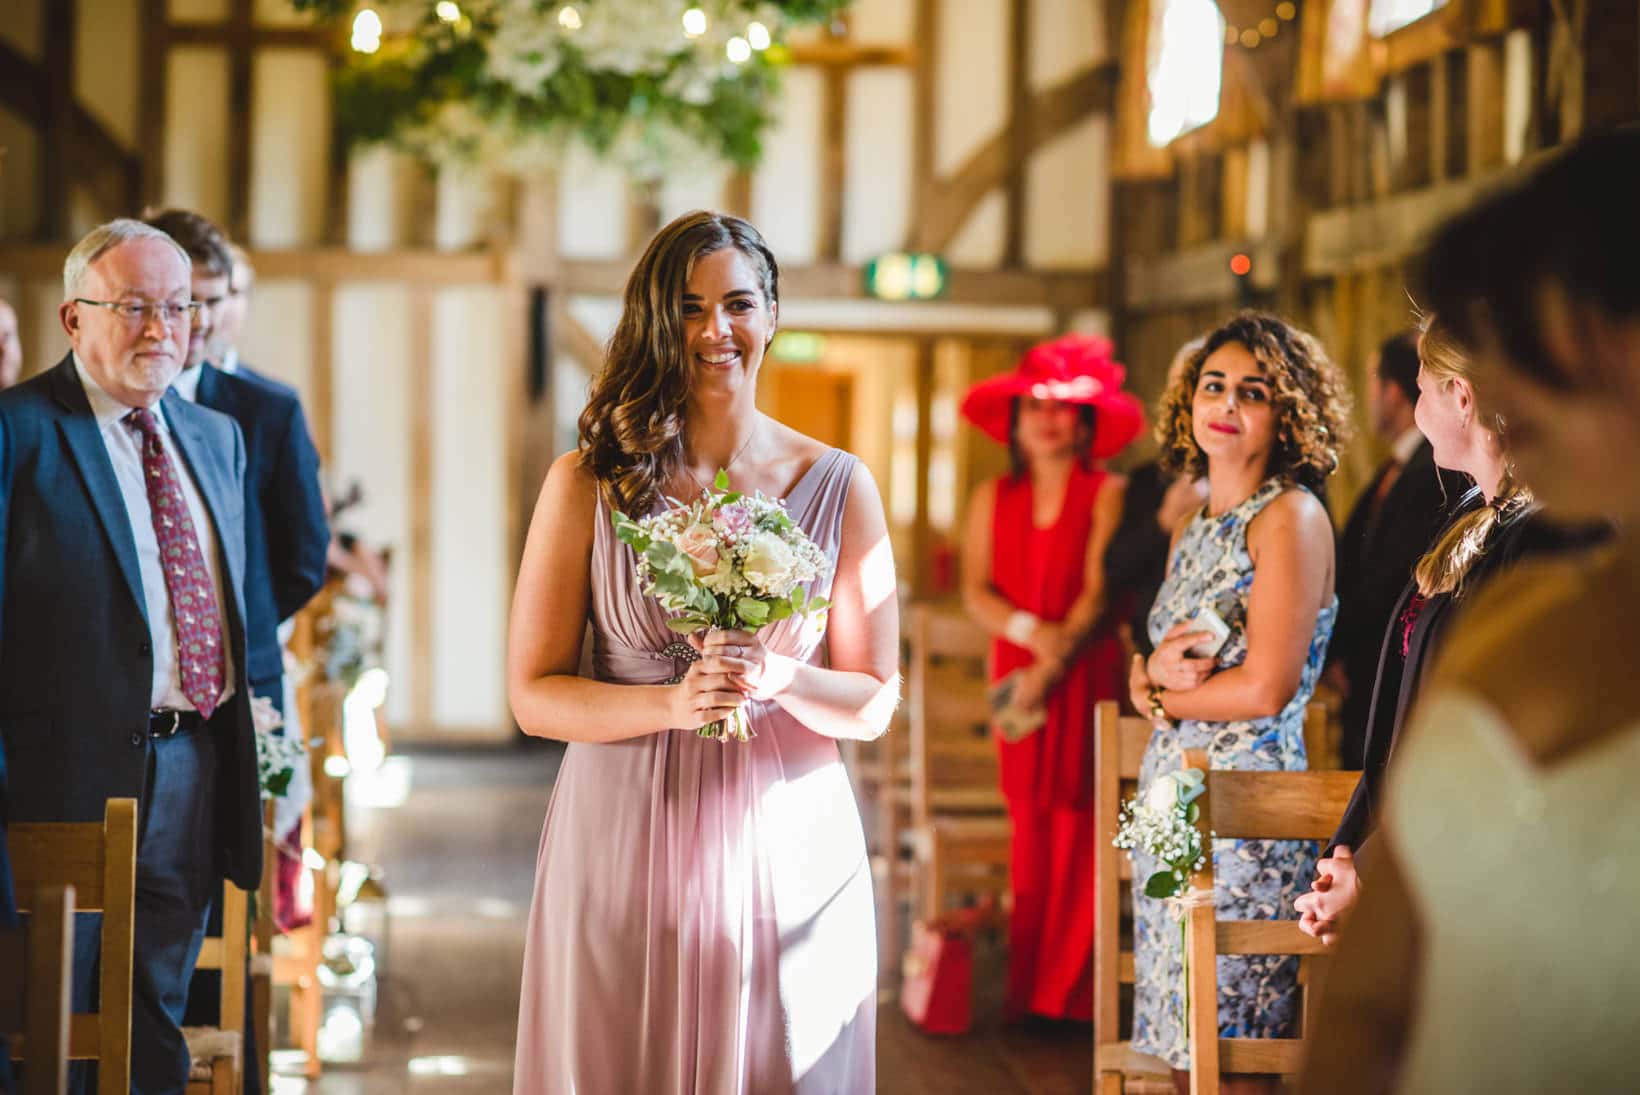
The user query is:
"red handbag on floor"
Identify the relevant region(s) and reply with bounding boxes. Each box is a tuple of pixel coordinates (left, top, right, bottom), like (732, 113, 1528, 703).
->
(899, 899, 996, 1035)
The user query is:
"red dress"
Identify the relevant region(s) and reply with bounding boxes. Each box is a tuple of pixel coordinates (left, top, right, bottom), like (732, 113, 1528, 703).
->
(989, 465, 1126, 1020)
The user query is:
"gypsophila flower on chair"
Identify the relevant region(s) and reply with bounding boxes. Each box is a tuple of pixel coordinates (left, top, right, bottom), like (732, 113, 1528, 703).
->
(252, 695, 308, 801)
(613, 469, 832, 743)
(1114, 768, 1210, 899)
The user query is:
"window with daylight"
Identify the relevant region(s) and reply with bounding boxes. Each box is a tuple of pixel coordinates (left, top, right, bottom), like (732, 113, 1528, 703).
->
(1368, 0, 1448, 37)
(1146, 0, 1227, 147)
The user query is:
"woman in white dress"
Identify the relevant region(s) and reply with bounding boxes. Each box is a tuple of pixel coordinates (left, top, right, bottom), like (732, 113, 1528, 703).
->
(1300, 127, 1640, 1094)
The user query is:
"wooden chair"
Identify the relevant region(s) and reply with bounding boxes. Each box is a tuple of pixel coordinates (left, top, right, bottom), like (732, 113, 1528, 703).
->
(183, 882, 250, 1094)
(0, 883, 76, 1095)
(1177, 748, 1358, 1094)
(906, 606, 1010, 924)
(1092, 701, 1174, 1095)
(7, 799, 138, 1095)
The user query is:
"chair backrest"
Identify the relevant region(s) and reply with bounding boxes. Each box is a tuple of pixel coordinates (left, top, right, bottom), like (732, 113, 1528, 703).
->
(1179, 749, 1358, 1090)
(1302, 700, 1340, 770)
(7, 799, 138, 1095)
(906, 606, 1002, 828)
(1092, 700, 1158, 1056)
(192, 880, 250, 1037)
(0, 883, 75, 1095)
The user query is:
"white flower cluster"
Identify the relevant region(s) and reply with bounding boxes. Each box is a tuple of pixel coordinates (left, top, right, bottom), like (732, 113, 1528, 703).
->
(1113, 769, 1212, 899)
(613, 472, 832, 635)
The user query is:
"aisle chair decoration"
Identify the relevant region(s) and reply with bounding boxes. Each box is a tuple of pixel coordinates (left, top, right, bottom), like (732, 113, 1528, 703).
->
(1113, 766, 1212, 1029)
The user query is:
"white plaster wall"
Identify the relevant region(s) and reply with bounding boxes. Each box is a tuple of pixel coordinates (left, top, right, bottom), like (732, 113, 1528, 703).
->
(1504, 30, 1532, 165)
(556, 143, 628, 259)
(842, 67, 914, 263)
(849, 0, 915, 42)
(346, 146, 408, 252)
(235, 279, 315, 408)
(250, 49, 331, 247)
(1024, 114, 1108, 268)
(331, 284, 414, 727)
(434, 163, 494, 251)
(660, 163, 730, 223)
(1030, 0, 1106, 90)
(22, 280, 67, 378)
(0, 109, 42, 238)
(168, 0, 229, 19)
(430, 286, 509, 731)
(752, 67, 823, 263)
(255, 0, 311, 26)
(78, 0, 141, 149)
(163, 47, 232, 226)
(944, 188, 1007, 266)
(933, 0, 1008, 176)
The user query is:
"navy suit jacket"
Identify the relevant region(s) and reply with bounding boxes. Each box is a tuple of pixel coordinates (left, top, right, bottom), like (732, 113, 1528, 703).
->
(0, 356, 262, 890)
(194, 363, 329, 686)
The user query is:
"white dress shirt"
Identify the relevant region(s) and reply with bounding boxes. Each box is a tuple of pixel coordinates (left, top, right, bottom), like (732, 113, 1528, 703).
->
(74, 355, 236, 712)
(171, 362, 204, 403)
(219, 347, 240, 376)
(1391, 425, 1425, 467)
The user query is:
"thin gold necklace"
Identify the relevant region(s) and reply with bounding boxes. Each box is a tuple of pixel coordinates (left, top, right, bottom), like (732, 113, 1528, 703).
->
(682, 419, 760, 495)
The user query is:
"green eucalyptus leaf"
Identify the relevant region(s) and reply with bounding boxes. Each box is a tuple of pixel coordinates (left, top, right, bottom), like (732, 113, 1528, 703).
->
(736, 598, 771, 626)
(714, 468, 731, 491)
(1144, 871, 1183, 900)
(665, 616, 709, 634)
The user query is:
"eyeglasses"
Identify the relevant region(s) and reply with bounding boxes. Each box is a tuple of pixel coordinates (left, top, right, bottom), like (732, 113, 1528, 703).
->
(74, 298, 202, 328)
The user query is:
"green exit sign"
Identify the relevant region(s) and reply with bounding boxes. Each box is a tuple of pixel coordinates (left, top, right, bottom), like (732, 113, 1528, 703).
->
(864, 252, 949, 301)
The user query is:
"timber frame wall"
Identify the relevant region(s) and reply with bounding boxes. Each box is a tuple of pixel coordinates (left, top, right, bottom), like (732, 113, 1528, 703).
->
(1103, 0, 1640, 502)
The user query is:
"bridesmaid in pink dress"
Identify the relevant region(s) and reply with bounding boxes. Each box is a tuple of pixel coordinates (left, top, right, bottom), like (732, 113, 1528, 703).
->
(507, 211, 900, 1094)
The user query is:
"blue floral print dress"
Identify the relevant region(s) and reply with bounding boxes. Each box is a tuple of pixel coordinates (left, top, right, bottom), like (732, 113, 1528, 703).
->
(1131, 477, 1336, 1069)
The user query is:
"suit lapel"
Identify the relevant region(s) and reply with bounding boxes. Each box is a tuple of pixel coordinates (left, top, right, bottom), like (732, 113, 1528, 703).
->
(49, 359, 148, 623)
(194, 363, 223, 410)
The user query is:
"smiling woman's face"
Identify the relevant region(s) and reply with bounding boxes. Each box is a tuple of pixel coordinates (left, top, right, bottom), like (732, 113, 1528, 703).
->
(1191, 342, 1276, 471)
(681, 247, 777, 402)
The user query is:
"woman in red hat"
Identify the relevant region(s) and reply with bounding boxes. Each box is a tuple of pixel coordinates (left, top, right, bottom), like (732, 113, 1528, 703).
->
(959, 333, 1143, 1022)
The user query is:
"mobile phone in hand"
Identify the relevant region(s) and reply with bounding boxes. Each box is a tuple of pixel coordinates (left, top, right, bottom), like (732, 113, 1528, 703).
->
(1187, 607, 1231, 658)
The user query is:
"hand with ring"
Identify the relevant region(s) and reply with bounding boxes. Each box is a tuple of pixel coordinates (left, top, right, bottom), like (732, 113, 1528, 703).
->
(689, 628, 793, 702)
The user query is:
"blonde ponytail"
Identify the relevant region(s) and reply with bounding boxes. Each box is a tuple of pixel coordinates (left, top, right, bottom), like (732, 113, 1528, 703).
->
(1411, 315, 1534, 598)
(1412, 473, 1534, 598)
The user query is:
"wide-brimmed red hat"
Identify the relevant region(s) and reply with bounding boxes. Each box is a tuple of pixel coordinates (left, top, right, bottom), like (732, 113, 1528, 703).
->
(959, 334, 1144, 458)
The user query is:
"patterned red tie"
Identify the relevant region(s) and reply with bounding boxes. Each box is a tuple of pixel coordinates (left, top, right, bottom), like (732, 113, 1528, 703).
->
(125, 408, 226, 718)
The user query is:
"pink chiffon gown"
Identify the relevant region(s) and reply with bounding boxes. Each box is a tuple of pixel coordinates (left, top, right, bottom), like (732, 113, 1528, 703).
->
(513, 448, 878, 1094)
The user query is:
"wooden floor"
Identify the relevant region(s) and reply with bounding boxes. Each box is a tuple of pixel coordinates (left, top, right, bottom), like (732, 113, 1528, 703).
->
(271, 745, 1087, 1094)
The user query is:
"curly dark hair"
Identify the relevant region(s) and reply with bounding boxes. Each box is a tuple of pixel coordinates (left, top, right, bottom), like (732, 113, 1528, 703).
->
(577, 211, 779, 515)
(1155, 311, 1352, 493)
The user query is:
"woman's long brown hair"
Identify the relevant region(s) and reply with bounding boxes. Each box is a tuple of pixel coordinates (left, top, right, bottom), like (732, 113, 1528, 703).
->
(577, 211, 779, 515)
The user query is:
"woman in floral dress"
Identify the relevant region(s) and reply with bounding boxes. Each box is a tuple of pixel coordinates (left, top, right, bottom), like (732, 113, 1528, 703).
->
(1126, 313, 1351, 1095)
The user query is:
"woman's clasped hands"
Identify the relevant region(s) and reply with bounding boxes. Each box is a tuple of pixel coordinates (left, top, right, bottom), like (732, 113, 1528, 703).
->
(671, 628, 797, 732)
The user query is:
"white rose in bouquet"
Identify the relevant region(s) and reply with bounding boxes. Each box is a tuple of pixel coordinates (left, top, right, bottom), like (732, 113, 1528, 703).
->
(674, 522, 721, 578)
(742, 531, 798, 595)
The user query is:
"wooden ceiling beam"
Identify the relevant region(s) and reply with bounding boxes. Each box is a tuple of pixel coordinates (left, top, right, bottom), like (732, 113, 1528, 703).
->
(912, 62, 1116, 254)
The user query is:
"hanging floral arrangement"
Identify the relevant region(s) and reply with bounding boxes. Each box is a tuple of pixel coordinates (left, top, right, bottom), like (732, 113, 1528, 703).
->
(293, 0, 852, 179)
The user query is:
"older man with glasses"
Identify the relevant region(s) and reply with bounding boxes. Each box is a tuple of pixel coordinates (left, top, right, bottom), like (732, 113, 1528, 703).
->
(0, 218, 262, 1094)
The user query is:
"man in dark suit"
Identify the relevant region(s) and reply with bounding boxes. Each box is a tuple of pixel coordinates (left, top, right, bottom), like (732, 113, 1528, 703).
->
(1327, 331, 1464, 769)
(0, 219, 261, 1093)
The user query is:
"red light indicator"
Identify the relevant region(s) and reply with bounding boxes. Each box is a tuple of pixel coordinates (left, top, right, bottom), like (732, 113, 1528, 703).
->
(1230, 253, 1252, 277)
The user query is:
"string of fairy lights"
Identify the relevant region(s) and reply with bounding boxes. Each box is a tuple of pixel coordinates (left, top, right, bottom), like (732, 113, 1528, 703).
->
(1224, 0, 1299, 51)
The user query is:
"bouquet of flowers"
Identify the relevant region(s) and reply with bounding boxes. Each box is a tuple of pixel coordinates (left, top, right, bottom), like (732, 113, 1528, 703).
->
(1113, 768, 1210, 899)
(613, 469, 832, 742)
(252, 695, 309, 802)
